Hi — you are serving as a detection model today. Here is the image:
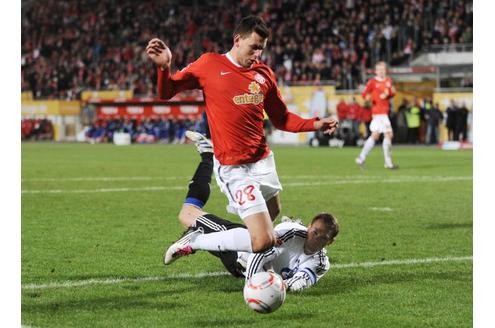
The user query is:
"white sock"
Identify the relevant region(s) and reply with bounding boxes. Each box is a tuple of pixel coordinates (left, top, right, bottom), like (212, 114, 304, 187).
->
(359, 136, 375, 160)
(190, 228, 253, 252)
(383, 138, 393, 166)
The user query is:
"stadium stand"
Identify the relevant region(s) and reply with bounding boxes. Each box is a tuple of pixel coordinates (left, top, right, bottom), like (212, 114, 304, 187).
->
(21, 0, 473, 99)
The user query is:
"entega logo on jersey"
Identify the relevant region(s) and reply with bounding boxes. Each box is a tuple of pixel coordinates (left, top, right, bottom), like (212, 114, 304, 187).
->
(233, 81, 264, 105)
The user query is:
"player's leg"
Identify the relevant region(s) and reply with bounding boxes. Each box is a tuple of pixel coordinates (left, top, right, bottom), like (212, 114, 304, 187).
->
(383, 130, 398, 169)
(165, 154, 279, 263)
(178, 131, 214, 227)
(255, 152, 283, 222)
(194, 213, 247, 278)
(266, 194, 281, 222)
(243, 211, 276, 252)
(356, 130, 379, 166)
(187, 179, 275, 253)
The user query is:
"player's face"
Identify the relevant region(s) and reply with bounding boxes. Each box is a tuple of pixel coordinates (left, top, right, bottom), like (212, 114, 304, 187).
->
(304, 220, 333, 254)
(234, 32, 267, 68)
(375, 64, 387, 79)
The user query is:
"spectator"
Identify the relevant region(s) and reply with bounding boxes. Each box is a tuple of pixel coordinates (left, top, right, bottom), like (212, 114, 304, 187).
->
(21, 0, 473, 98)
(336, 98, 348, 122)
(445, 100, 458, 141)
(346, 97, 361, 140)
(425, 102, 444, 145)
(405, 98, 421, 144)
(456, 102, 469, 142)
(358, 100, 372, 138)
(395, 98, 409, 143)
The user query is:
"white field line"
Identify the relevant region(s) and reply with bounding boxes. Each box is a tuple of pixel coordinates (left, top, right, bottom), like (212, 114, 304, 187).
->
(22, 186, 186, 194)
(21, 176, 471, 194)
(370, 207, 394, 212)
(22, 255, 472, 290)
(21, 175, 471, 183)
(22, 176, 190, 182)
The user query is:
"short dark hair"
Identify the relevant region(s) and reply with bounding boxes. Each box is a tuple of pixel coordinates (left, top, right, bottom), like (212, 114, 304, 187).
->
(233, 15, 269, 39)
(311, 213, 339, 239)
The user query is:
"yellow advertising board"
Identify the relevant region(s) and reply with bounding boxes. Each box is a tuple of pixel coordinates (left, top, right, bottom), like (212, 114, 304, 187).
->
(279, 85, 335, 114)
(279, 85, 335, 143)
(21, 100, 81, 116)
(21, 91, 33, 101)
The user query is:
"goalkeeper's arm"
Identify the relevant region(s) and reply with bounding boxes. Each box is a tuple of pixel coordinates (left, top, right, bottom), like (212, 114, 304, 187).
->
(285, 256, 330, 292)
(285, 269, 317, 292)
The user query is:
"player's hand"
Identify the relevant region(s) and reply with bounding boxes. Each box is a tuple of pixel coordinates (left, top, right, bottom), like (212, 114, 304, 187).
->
(146, 38, 172, 69)
(380, 89, 389, 99)
(314, 117, 339, 135)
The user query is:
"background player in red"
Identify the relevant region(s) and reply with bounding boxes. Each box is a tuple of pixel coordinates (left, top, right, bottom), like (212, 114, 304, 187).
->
(146, 16, 338, 261)
(355, 62, 398, 169)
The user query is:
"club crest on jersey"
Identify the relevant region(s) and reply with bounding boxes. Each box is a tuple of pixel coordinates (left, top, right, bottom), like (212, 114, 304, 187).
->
(254, 73, 266, 84)
(248, 81, 261, 94)
(233, 81, 264, 105)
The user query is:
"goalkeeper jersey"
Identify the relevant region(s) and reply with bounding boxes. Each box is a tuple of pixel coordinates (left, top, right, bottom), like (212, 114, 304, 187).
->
(242, 221, 330, 291)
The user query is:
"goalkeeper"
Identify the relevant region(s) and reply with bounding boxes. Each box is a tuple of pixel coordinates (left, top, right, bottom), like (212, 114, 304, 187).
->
(164, 131, 339, 292)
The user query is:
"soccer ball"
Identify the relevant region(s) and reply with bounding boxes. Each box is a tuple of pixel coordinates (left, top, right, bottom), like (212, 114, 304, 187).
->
(243, 271, 286, 314)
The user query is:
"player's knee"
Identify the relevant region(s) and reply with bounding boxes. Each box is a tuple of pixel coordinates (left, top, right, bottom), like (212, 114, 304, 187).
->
(251, 234, 276, 253)
(178, 205, 203, 228)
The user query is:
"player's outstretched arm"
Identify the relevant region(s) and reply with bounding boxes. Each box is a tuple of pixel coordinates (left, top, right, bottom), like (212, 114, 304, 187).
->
(146, 38, 172, 69)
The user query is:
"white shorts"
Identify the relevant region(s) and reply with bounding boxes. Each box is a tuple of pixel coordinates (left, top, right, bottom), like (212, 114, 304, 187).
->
(213, 152, 282, 220)
(370, 114, 393, 134)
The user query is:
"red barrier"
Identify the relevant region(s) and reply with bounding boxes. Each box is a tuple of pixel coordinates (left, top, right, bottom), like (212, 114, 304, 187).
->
(91, 97, 206, 120)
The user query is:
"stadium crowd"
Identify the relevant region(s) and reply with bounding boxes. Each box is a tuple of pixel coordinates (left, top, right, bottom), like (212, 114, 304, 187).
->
(84, 117, 207, 144)
(21, 0, 473, 99)
(21, 118, 55, 141)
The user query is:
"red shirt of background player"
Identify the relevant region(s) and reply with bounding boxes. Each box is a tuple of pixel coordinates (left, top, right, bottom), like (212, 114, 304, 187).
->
(347, 102, 360, 120)
(336, 100, 348, 121)
(361, 77, 395, 115)
(157, 53, 319, 165)
(359, 105, 372, 123)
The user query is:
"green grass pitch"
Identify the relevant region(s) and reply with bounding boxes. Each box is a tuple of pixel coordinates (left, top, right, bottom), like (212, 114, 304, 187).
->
(21, 143, 472, 327)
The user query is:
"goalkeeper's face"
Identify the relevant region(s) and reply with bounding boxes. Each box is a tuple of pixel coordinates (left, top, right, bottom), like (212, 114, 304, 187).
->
(304, 219, 333, 254)
(234, 32, 267, 68)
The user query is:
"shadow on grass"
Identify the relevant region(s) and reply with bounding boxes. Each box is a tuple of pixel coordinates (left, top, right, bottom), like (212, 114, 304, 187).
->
(22, 266, 471, 320)
(427, 222, 472, 230)
(192, 311, 312, 327)
(303, 266, 472, 297)
(22, 275, 244, 314)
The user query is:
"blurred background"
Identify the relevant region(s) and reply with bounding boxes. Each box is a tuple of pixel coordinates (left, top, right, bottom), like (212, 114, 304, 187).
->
(20, 0, 473, 147)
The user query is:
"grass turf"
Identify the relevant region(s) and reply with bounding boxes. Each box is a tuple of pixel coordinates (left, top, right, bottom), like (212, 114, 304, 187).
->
(21, 143, 472, 327)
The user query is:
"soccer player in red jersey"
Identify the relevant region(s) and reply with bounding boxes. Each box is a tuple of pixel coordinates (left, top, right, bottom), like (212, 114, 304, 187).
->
(146, 16, 338, 262)
(355, 62, 398, 169)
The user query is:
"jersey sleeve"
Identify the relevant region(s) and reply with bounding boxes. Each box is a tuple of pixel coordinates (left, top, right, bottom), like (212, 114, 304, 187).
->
(156, 54, 208, 99)
(386, 78, 396, 98)
(263, 70, 318, 132)
(285, 250, 330, 292)
(362, 80, 374, 99)
(245, 247, 279, 280)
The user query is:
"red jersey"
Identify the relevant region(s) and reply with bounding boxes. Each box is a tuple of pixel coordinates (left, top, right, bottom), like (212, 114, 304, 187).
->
(157, 53, 318, 165)
(336, 101, 348, 121)
(361, 77, 395, 115)
(347, 103, 360, 120)
(359, 106, 372, 123)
